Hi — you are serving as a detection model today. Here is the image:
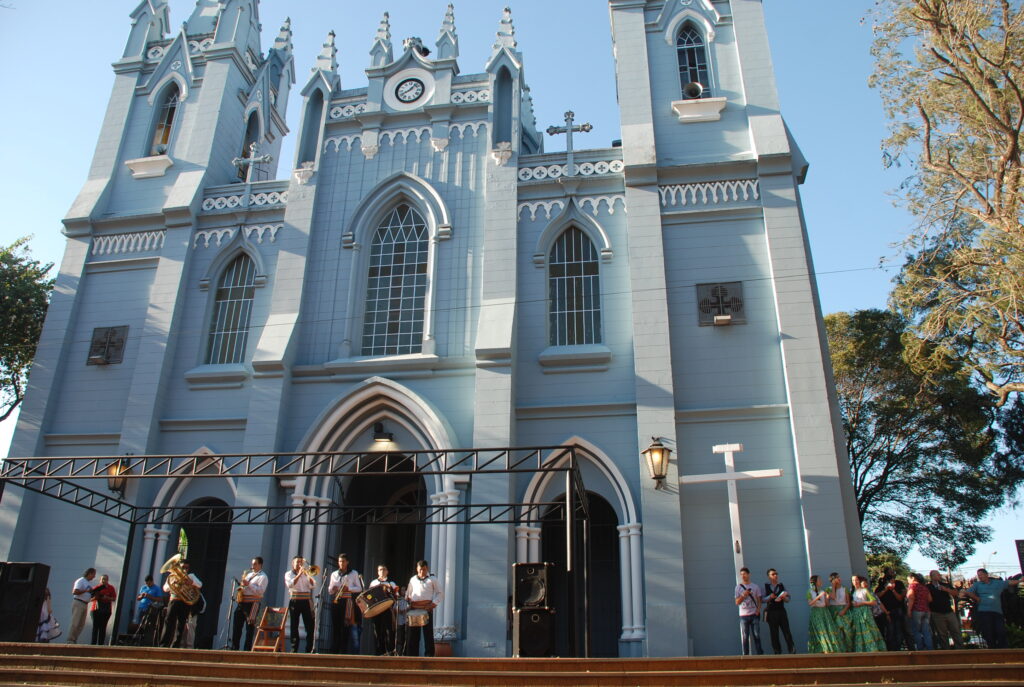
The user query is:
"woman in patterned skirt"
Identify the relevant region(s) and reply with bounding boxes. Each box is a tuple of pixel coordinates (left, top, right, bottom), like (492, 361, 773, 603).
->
(849, 575, 886, 652)
(828, 572, 854, 652)
(807, 575, 843, 653)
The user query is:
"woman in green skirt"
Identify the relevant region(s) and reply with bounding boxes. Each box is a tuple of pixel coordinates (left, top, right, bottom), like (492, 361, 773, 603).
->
(828, 572, 854, 651)
(807, 575, 843, 653)
(849, 575, 886, 652)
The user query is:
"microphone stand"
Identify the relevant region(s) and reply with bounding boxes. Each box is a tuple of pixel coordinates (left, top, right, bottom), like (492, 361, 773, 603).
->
(219, 579, 238, 649)
(311, 572, 329, 654)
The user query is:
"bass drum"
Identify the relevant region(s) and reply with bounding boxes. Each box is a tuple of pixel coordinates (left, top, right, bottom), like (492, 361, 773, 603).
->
(356, 587, 395, 618)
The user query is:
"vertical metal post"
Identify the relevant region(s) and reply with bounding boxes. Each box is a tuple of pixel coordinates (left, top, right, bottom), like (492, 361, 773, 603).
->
(583, 509, 591, 658)
(566, 458, 577, 657)
(110, 519, 137, 645)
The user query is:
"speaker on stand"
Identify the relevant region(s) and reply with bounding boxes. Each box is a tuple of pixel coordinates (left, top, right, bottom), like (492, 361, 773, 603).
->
(512, 562, 554, 657)
(0, 562, 51, 642)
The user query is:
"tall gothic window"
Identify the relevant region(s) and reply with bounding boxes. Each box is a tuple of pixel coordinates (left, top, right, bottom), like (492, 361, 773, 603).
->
(206, 254, 257, 364)
(149, 83, 180, 156)
(549, 227, 602, 346)
(362, 204, 429, 356)
(676, 24, 710, 98)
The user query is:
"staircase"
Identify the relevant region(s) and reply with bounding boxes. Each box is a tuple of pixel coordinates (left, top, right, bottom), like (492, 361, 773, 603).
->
(1, 643, 1022, 687)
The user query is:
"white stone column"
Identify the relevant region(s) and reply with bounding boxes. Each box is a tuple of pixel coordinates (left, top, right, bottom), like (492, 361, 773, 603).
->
(515, 526, 530, 563)
(617, 524, 635, 639)
(627, 523, 645, 639)
(526, 527, 542, 562)
(440, 489, 460, 633)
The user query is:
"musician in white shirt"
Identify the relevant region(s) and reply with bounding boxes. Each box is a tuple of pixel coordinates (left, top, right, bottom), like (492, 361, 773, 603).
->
(284, 556, 316, 653)
(326, 553, 362, 654)
(231, 556, 268, 651)
(368, 564, 398, 655)
(405, 559, 443, 656)
(160, 559, 202, 648)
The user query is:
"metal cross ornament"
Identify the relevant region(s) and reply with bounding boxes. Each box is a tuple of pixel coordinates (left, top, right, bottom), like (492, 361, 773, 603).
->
(546, 111, 592, 177)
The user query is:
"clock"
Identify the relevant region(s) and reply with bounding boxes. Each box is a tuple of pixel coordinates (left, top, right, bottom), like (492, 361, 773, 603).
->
(395, 78, 425, 103)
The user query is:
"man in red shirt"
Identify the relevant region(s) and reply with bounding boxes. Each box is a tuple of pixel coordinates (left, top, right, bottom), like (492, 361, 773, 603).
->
(90, 574, 117, 645)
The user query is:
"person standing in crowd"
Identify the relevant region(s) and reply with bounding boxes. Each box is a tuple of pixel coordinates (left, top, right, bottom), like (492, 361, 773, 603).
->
(135, 575, 163, 623)
(734, 567, 764, 655)
(327, 553, 363, 654)
(394, 586, 409, 657)
(368, 564, 398, 655)
(89, 574, 117, 645)
(927, 570, 963, 649)
(849, 575, 885, 652)
(284, 556, 317, 653)
(232, 557, 268, 651)
(906, 572, 933, 650)
(405, 560, 443, 657)
(763, 568, 795, 654)
(827, 572, 853, 652)
(161, 559, 202, 648)
(807, 575, 842, 653)
(963, 568, 1020, 649)
(875, 568, 911, 650)
(67, 568, 96, 644)
(37, 588, 59, 643)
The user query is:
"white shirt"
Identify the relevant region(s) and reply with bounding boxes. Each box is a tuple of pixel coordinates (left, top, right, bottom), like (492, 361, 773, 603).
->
(369, 577, 396, 592)
(163, 573, 202, 601)
(328, 569, 362, 598)
(72, 577, 93, 602)
(406, 574, 443, 606)
(285, 569, 316, 595)
(241, 569, 268, 601)
(829, 585, 849, 607)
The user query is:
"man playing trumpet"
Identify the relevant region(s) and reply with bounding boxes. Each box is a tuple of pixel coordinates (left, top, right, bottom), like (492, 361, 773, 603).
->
(284, 556, 317, 653)
(327, 553, 362, 654)
(231, 557, 267, 651)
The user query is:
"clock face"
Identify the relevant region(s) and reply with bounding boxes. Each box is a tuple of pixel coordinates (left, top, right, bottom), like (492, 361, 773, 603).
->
(395, 78, 425, 103)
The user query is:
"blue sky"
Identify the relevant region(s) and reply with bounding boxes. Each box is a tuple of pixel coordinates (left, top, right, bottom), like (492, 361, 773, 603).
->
(0, 1, 1018, 574)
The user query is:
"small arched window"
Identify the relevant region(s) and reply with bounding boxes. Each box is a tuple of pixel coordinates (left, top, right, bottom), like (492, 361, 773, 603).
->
(149, 83, 180, 156)
(549, 227, 601, 346)
(362, 204, 429, 356)
(206, 254, 257, 364)
(676, 24, 711, 98)
(238, 112, 260, 181)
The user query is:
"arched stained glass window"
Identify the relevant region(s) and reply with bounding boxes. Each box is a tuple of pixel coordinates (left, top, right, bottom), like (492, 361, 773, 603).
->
(676, 24, 711, 98)
(549, 227, 602, 346)
(149, 83, 180, 156)
(362, 204, 429, 356)
(206, 254, 257, 364)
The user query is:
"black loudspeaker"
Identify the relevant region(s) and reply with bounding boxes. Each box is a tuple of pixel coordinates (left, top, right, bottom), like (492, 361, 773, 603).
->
(513, 562, 552, 609)
(0, 562, 51, 642)
(513, 608, 554, 657)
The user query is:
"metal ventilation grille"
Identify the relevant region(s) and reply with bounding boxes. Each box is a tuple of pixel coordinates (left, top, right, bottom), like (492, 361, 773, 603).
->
(696, 282, 746, 325)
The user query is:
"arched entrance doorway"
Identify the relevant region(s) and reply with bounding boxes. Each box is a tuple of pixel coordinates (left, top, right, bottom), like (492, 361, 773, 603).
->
(173, 497, 231, 649)
(542, 492, 621, 657)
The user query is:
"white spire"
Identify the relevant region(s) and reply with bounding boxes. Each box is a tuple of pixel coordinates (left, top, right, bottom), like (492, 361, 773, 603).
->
(369, 12, 394, 67)
(436, 4, 459, 60)
(491, 6, 517, 54)
(315, 30, 338, 73)
(274, 16, 293, 53)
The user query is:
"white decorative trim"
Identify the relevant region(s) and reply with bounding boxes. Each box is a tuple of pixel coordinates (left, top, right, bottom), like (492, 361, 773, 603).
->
(538, 344, 613, 374)
(293, 162, 315, 185)
(324, 135, 361, 153)
(449, 121, 488, 138)
(193, 228, 236, 249)
(659, 179, 759, 207)
(671, 96, 727, 123)
(361, 144, 380, 160)
(92, 230, 165, 256)
(490, 142, 513, 167)
(518, 159, 623, 181)
(431, 137, 450, 153)
(201, 194, 245, 211)
(451, 89, 491, 104)
(146, 45, 166, 61)
(517, 200, 565, 222)
(124, 155, 173, 179)
(578, 195, 626, 216)
(329, 102, 368, 119)
(249, 191, 288, 206)
(380, 126, 431, 146)
(188, 38, 215, 54)
(245, 223, 282, 244)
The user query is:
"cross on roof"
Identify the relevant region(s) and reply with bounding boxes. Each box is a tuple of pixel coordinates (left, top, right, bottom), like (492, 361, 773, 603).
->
(546, 111, 592, 177)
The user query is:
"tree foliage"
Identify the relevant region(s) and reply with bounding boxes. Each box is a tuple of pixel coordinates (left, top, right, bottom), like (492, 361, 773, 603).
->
(0, 238, 53, 422)
(871, 0, 1024, 406)
(826, 309, 1021, 563)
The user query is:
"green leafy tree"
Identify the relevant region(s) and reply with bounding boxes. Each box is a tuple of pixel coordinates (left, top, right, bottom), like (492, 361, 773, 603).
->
(0, 238, 53, 422)
(870, 0, 1024, 406)
(826, 309, 1018, 562)
(866, 551, 912, 582)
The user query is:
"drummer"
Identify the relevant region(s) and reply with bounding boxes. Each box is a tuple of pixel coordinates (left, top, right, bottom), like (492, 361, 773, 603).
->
(368, 564, 398, 655)
(327, 553, 362, 654)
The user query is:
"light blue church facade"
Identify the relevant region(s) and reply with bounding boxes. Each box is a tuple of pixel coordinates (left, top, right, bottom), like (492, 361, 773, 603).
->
(1, 0, 865, 657)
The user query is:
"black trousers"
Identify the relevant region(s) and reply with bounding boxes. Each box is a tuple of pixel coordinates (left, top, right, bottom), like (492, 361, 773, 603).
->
(231, 601, 258, 650)
(372, 611, 395, 655)
(161, 599, 191, 648)
(765, 608, 794, 653)
(289, 598, 314, 652)
(884, 606, 912, 651)
(405, 610, 434, 657)
(90, 607, 111, 645)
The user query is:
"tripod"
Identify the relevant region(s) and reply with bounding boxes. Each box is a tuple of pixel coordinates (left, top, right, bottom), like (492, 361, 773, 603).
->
(129, 605, 164, 646)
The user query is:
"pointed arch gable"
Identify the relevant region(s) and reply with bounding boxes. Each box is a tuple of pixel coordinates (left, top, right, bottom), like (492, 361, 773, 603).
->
(343, 172, 453, 248)
(662, 9, 717, 45)
(150, 446, 238, 518)
(198, 230, 267, 292)
(532, 198, 613, 268)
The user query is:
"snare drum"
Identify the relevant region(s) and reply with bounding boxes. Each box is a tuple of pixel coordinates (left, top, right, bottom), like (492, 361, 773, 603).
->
(407, 609, 429, 627)
(356, 587, 395, 618)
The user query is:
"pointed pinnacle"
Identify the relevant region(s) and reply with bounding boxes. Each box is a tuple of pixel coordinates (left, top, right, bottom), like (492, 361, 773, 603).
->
(274, 17, 292, 50)
(492, 6, 517, 52)
(316, 30, 338, 72)
(377, 12, 392, 42)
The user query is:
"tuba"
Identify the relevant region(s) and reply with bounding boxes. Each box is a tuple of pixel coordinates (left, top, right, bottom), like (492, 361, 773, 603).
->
(160, 553, 201, 606)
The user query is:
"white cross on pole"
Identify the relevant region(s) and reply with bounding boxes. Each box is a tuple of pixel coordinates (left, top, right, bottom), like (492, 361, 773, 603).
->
(546, 111, 592, 177)
(679, 443, 783, 579)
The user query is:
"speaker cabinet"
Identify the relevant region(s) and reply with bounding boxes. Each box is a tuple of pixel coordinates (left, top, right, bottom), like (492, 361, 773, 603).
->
(513, 608, 554, 657)
(513, 562, 553, 609)
(0, 562, 51, 642)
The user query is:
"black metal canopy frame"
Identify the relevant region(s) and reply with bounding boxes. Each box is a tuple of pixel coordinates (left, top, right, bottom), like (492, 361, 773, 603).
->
(0, 445, 592, 656)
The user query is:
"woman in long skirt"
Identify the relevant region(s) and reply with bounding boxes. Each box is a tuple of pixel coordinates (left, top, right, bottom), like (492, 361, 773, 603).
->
(807, 575, 843, 653)
(828, 572, 854, 652)
(849, 575, 886, 652)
